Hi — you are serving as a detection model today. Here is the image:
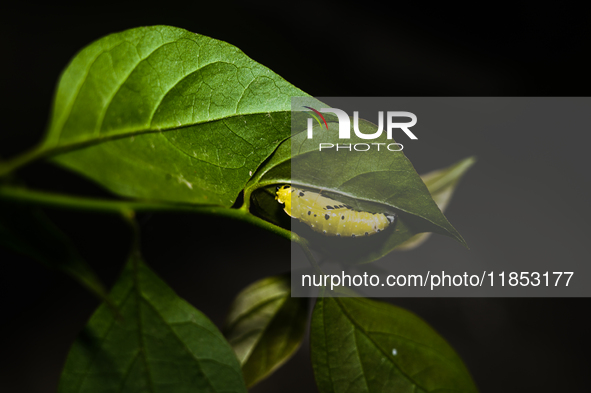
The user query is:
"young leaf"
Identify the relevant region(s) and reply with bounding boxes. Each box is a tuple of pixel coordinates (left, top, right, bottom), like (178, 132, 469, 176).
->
(58, 254, 247, 393)
(311, 296, 478, 393)
(32, 25, 309, 206)
(396, 156, 476, 250)
(247, 120, 467, 264)
(0, 203, 109, 302)
(225, 275, 308, 388)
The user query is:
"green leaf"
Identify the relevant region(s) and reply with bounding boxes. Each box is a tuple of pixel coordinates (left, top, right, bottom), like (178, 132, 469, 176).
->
(311, 296, 478, 393)
(37, 25, 308, 206)
(0, 202, 109, 302)
(247, 119, 466, 264)
(225, 275, 308, 388)
(58, 253, 247, 393)
(396, 156, 476, 250)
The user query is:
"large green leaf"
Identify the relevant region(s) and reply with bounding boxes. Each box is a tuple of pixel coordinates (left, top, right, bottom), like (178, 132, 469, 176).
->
(58, 253, 247, 393)
(39, 25, 308, 206)
(247, 120, 466, 263)
(224, 275, 308, 387)
(397, 156, 476, 250)
(0, 202, 109, 302)
(311, 296, 478, 393)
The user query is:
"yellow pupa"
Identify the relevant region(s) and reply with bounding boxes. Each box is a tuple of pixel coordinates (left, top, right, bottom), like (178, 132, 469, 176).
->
(275, 184, 396, 237)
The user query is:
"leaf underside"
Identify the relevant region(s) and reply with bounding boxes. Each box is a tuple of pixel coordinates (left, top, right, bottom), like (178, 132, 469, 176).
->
(247, 120, 468, 263)
(225, 275, 308, 387)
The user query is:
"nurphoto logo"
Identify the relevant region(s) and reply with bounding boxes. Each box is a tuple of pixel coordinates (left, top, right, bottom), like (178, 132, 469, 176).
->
(304, 106, 417, 152)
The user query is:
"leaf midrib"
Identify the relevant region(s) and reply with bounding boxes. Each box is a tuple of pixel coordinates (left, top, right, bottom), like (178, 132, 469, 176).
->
(132, 261, 240, 393)
(72, 287, 135, 393)
(227, 292, 287, 331)
(230, 296, 290, 370)
(41, 110, 292, 163)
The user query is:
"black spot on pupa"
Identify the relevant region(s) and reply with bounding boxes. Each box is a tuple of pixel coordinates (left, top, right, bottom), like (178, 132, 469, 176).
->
(308, 211, 311, 215)
(341, 216, 345, 220)
(283, 185, 289, 189)
(314, 214, 317, 217)
(365, 232, 369, 236)
(352, 234, 356, 237)
(324, 214, 330, 220)
(377, 229, 381, 232)
(299, 192, 304, 197)
(337, 233, 341, 237)
(326, 206, 333, 210)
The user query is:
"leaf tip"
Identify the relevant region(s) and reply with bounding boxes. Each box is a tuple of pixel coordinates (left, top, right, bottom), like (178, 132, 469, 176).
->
(458, 234, 470, 250)
(462, 155, 478, 170)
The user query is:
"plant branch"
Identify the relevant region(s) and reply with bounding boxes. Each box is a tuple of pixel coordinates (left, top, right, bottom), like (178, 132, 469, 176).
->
(291, 234, 324, 276)
(0, 186, 294, 241)
(0, 145, 47, 177)
(0, 186, 327, 274)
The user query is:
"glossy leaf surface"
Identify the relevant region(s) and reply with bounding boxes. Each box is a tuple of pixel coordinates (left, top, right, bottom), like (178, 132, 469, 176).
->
(43, 25, 307, 206)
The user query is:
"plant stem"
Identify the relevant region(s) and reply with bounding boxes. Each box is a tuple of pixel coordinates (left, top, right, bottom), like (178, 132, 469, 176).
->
(0, 186, 327, 274)
(292, 234, 324, 276)
(0, 145, 46, 177)
(0, 186, 294, 241)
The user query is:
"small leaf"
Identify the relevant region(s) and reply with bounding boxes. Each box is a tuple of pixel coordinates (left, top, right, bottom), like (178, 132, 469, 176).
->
(311, 296, 478, 393)
(58, 254, 247, 393)
(0, 202, 109, 302)
(41, 25, 309, 206)
(225, 275, 308, 388)
(396, 156, 476, 250)
(247, 120, 466, 264)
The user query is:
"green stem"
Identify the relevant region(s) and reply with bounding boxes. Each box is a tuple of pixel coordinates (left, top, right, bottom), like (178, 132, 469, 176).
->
(292, 234, 324, 276)
(0, 145, 46, 177)
(0, 186, 294, 241)
(0, 186, 327, 274)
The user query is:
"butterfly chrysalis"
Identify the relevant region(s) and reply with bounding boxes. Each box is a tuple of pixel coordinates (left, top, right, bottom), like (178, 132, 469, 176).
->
(275, 184, 396, 237)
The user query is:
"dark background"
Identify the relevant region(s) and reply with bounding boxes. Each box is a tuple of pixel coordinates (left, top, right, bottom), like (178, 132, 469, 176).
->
(1, 2, 590, 392)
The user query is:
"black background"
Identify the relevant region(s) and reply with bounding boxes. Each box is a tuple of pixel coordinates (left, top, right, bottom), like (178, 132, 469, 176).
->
(1, 2, 589, 392)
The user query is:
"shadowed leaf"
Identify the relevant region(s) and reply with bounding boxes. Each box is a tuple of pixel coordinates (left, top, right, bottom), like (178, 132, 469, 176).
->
(0, 203, 109, 302)
(247, 120, 467, 263)
(397, 156, 476, 250)
(58, 254, 247, 393)
(225, 275, 308, 387)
